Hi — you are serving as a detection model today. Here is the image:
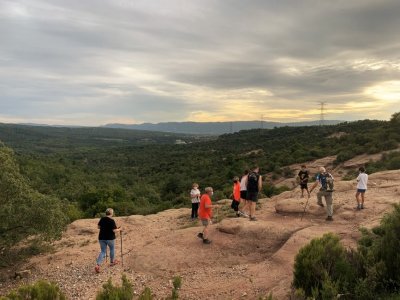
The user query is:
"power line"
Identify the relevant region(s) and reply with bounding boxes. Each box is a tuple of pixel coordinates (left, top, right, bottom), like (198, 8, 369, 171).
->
(319, 102, 326, 126)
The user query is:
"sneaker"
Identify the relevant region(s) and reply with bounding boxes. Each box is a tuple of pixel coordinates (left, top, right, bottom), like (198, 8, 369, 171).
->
(236, 212, 241, 217)
(95, 265, 100, 273)
(249, 216, 257, 221)
(197, 232, 203, 239)
(239, 211, 249, 218)
(361, 204, 364, 209)
(317, 202, 324, 207)
(325, 216, 333, 221)
(110, 260, 119, 266)
(203, 239, 212, 244)
(356, 205, 361, 210)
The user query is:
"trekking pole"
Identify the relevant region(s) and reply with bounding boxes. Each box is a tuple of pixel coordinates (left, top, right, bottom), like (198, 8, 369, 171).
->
(120, 231, 124, 268)
(301, 194, 311, 221)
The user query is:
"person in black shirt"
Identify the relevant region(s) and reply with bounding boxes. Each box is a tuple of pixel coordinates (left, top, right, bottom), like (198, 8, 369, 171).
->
(95, 208, 122, 273)
(246, 166, 262, 221)
(298, 165, 310, 198)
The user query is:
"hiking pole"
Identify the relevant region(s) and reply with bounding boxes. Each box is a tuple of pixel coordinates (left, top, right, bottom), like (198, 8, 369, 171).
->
(120, 231, 124, 268)
(301, 194, 311, 221)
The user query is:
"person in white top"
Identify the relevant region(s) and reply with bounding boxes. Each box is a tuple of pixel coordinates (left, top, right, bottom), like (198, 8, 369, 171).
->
(238, 170, 250, 217)
(356, 166, 368, 210)
(190, 183, 201, 220)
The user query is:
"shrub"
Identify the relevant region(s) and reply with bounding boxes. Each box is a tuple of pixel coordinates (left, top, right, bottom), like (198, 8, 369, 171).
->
(357, 204, 400, 294)
(0, 280, 66, 300)
(138, 287, 153, 300)
(293, 233, 357, 299)
(96, 274, 134, 300)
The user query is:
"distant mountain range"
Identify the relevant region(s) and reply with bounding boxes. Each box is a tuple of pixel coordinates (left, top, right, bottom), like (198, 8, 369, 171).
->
(103, 120, 343, 135)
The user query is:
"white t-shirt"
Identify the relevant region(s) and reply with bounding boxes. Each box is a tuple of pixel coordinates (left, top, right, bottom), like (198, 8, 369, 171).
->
(357, 173, 368, 190)
(190, 188, 201, 203)
(240, 175, 248, 191)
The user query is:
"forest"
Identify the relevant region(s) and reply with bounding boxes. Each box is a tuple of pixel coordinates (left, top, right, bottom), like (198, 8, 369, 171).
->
(0, 113, 399, 221)
(1, 113, 400, 265)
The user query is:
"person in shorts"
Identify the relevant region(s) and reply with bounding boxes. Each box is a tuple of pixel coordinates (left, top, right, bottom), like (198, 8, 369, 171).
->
(239, 170, 250, 217)
(298, 165, 310, 198)
(246, 166, 262, 221)
(356, 166, 368, 210)
(95, 208, 122, 273)
(197, 187, 219, 244)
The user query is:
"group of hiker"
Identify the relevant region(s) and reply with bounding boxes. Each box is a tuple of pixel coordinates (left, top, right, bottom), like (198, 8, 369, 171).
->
(191, 166, 262, 244)
(93, 165, 369, 271)
(297, 165, 368, 221)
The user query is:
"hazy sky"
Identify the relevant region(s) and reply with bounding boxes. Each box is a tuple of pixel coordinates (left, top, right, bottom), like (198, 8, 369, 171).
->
(1, 0, 400, 125)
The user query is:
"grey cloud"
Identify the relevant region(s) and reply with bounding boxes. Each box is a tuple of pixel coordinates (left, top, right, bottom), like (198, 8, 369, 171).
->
(0, 0, 399, 124)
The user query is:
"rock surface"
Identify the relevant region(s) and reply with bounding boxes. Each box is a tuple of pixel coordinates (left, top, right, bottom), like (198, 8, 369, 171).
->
(0, 170, 399, 299)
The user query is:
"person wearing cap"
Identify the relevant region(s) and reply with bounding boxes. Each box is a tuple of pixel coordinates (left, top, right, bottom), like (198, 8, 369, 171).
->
(309, 167, 335, 221)
(95, 208, 122, 273)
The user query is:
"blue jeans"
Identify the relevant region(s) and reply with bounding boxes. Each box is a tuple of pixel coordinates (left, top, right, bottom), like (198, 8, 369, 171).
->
(96, 240, 115, 265)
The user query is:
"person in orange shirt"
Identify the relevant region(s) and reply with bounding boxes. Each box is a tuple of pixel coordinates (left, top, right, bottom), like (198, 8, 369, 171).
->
(197, 187, 218, 244)
(231, 176, 241, 217)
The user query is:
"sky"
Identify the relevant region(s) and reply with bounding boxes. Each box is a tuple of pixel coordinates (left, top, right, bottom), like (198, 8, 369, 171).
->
(1, 0, 400, 126)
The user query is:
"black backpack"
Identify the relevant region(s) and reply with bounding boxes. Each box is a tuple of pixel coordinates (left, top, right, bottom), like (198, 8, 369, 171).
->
(247, 172, 259, 192)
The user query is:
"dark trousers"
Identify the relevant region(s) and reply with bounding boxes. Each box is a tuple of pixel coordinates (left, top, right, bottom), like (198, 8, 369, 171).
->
(231, 200, 240, 212)
(191, 202, 199, 219)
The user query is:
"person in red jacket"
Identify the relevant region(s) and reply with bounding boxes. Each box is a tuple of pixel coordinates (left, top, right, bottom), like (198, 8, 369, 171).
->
(231, 176, 241, 217)
(197, 187, 219, 244)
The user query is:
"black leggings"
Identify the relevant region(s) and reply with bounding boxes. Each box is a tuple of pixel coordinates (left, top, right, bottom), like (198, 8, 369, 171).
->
(231, 200, 240, 212)
(191, 202, 199, 218)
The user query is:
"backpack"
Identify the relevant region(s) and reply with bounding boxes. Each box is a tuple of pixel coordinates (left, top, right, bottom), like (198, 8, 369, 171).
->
(319, 173, 334, 192)
(247, 171, 259, 192)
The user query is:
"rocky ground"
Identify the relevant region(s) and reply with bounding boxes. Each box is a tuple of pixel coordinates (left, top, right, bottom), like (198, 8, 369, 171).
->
(1, 167, 399, 299)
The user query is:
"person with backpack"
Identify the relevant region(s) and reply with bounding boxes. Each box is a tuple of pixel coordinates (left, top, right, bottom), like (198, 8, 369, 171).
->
(356, 166, 368, 210)
(297, 165, 310, 198)
(246, 166, 263, 221)
(95, 208, 122, 273)
(230, 176, 241, 217)
(190, 183, 201, 220)
(309, 167, 334, 221)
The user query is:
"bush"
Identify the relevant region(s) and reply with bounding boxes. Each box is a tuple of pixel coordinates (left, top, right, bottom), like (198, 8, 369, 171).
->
(357, 203, 400, 295)
(96, 274, 134, 300)
(293, 233, 357, 299)
(138, 287, 153, 300)
(0, 280, 66, 300)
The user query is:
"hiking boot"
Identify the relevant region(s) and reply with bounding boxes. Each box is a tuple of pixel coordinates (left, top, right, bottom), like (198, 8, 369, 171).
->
(203, 239, 212, 244)
(110, 260, 119, 266)
(250, 216, 257, 221)
(197, 232, 203, 239)
(325, 216, 333, 221)
(317, 202, 324, 207)
(356, 204, 361, 210)
(95, 265, 100, 273)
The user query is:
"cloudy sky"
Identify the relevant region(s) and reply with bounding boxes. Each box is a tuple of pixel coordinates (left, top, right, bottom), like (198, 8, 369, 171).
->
(1, 0, 400, 125)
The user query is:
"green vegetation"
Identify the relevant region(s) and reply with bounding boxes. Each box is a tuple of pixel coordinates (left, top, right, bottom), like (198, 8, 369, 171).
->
(0, 144, 68, 266)
(293, 203, 400, 299)
(0, 280, 66, 300)
(0, 114, 399, 224)
(96, 275, 134, 300)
